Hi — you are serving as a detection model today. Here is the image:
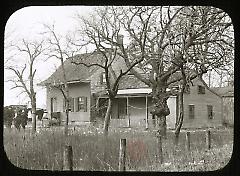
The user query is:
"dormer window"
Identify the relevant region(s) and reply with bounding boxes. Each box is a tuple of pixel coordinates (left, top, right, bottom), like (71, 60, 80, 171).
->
(198, 85, 205, 94)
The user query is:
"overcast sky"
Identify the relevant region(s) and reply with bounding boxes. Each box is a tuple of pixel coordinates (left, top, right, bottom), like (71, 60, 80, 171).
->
(4, 6, 95, 108)
(4, 6, 234, 108)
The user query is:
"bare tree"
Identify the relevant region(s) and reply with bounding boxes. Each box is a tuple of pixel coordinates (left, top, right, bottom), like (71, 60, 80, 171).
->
(5, 39, 44, 133)
(42, 24, 78, 136)
(71, 7, 145, 136)
(100, 6, 234, 138)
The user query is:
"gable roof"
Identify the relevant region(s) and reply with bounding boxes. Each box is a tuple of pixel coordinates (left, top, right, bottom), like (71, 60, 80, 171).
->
(41, 51, 231, 96)
(212, 86, 234, 97)
(39, 52, 102, 86)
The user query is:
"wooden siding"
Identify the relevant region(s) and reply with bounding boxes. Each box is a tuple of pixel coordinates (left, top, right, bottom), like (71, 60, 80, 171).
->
(222, 96, 234, 126)
(46, 82, 91, 123)
(181, 79, 222, 129)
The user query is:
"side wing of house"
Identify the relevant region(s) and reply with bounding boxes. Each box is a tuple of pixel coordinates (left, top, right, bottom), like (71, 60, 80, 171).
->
(46, 82, 91, 124)
(182, 79, 222, 129)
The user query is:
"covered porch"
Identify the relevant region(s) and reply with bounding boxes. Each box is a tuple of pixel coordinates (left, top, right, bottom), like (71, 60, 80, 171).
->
(96, 88, 177, 129)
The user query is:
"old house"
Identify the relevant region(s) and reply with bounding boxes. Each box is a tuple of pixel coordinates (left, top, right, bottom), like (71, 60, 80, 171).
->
(39, 52, 226, 129)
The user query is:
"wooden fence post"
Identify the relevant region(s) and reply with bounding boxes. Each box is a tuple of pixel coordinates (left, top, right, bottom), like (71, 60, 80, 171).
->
(186, 131, 191, 151)
(206, 130, 211, 150)
(63, 145, 73, 171)
(119, 138, 126, 171)
(157, 136, 163, 164)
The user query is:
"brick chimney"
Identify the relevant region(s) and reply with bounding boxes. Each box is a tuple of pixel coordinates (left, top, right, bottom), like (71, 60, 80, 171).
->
(118, 34, 124, 45)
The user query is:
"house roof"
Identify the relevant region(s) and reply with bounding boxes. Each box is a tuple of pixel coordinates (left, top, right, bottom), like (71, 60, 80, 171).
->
(212, 86, 234, 97)
(119, 74, 149, 89)
(39, 52, 103, 86)
(39, 50, 150, 89)
(41, 51, 230, 97)
(117, 88, 152, 95)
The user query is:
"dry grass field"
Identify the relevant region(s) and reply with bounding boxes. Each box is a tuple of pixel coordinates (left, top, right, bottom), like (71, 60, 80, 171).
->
(3, 126, 233, 171)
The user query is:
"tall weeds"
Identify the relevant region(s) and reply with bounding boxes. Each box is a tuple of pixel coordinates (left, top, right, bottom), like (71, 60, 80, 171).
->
(3, 127, 233, 171)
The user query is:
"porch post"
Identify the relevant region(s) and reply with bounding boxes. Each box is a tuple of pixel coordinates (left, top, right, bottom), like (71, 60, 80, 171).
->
(145, 95, 149, 129)
(127, 96, 130, 127)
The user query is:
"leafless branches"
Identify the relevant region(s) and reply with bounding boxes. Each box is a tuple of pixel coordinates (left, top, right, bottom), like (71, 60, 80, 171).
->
(5, 38, 44, 133)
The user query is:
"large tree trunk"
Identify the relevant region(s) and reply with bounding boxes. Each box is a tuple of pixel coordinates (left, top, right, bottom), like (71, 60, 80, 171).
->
(151, 84, 170, 139)
(31, 94, 37, 134)
(103, 98, 113, 136)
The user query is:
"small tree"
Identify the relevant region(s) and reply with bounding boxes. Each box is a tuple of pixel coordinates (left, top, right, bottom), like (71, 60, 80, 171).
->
(42, 24, 78, 136)
(6, 39, 44, 133)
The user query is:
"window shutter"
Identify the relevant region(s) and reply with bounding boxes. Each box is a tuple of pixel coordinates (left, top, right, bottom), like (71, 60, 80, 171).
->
(71, 97, 75, 112)
(100, 73, 103, 84)
(75, 97, 79, 112)
(84, 97, 87, 112)
(72, 98, 75, 112)
(68, 97, 74, 112)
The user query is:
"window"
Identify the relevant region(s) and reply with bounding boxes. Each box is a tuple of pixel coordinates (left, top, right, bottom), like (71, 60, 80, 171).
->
(184, 84, 190, 94)
(76, 97, 87, 112)
(100, 72, 106, 84)
(189, 105, 195, 119)
(198, 85, 205, 94)
(50, 97, 57, 112)
(63, 97, 74, 112)
(207, 105, 213, 119)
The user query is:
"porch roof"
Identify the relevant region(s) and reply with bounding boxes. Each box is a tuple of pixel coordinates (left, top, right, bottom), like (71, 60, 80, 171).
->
(117, 88, 152, 95)
(99, 88, 176, 98)
(117, 88, 173, 95)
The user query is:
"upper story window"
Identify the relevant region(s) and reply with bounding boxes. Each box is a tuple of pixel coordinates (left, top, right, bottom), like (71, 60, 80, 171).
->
(207, 105, 213, 119)
(198, 85, 205, 94)
(100, 72, 106, 84)
(189, 104, 195, 119)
